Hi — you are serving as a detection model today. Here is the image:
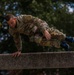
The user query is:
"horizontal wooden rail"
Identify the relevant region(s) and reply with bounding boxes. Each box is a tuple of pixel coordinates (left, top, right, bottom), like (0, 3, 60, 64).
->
(0, 51, 74, 70)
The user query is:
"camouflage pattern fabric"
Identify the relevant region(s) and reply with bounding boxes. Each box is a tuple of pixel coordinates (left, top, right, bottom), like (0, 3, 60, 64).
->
(9, 15, 66, 51)
(30, 27, 66, 48)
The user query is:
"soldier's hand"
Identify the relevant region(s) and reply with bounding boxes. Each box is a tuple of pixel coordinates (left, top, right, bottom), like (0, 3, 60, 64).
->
(12, 51, 21, 57)
(44, 30, 51, 40)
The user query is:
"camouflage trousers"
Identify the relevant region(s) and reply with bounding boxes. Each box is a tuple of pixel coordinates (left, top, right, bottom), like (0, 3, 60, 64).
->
(30, 27, 66, 48)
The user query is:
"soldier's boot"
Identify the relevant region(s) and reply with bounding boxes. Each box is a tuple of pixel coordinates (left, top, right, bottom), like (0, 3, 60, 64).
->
(65, 36, 74, 43)
(60, 41, 70, 51)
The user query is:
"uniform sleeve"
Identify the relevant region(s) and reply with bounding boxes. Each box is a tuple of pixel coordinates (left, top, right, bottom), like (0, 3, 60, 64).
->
(21, 14, 49, 33)
(22, 15, 35, 23)
(9, 29, 22, 51)
(34, 17, 49, 34)
(13, 33, 22, 51)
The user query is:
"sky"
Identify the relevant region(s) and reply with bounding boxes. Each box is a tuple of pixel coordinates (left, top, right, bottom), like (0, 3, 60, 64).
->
(68, 6, 74, 12)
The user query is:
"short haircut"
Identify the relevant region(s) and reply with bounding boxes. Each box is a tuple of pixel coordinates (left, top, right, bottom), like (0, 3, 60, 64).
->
(4, 14, 15, 21)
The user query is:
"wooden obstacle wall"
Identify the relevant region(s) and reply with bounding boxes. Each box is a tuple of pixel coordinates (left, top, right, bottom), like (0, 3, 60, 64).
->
(0, 51, 74, 70)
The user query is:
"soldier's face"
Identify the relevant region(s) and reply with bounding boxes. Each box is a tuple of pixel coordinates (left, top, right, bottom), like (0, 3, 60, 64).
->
(7, 18, 17, 28)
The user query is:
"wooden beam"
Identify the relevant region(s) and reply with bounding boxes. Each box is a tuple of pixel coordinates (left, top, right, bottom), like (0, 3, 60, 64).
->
(0, 51, 74, 70)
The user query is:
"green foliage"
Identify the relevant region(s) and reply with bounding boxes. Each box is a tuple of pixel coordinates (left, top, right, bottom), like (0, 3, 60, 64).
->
(0, 0, 74, 53)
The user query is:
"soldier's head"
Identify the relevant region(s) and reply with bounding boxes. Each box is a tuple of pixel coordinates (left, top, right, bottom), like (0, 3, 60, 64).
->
(5, 14, 17, 28)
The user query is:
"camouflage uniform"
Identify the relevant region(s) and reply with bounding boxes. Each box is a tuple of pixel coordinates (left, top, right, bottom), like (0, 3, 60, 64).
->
(9, 15, 66, 51)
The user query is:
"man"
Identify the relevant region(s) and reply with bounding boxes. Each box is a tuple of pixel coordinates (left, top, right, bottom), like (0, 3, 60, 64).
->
(4, 14, 74, 57)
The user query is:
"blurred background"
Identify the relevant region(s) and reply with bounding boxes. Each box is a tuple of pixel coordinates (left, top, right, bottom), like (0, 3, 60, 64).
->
(0, 0, 74, 75)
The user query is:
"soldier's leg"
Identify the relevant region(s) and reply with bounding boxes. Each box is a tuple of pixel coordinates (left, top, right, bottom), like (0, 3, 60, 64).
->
(48, 27, 72, 50)
(48, 27, 66, 41)
(48, 27, 74, 43)
(30, 30, 71, 50)
(30, 34, 61, 48)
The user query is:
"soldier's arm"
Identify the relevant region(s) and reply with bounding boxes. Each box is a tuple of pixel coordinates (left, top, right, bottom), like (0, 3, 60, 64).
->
(43, 30, 51, 40)
(22, 15, 51, 40)
(9, 30, 22, 57)
(13, 33, 22, 52)
(34, 18, 51, 40)
(22, 15, 34, 22)
(22, 14, 49, 33)
(9, 29, 22, 52)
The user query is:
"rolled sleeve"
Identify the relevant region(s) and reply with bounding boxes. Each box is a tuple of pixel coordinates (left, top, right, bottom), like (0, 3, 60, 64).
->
(34, 18, 49, 33)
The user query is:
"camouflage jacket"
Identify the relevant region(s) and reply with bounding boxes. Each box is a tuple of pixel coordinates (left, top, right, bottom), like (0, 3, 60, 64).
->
(9, 15, 49, 51)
